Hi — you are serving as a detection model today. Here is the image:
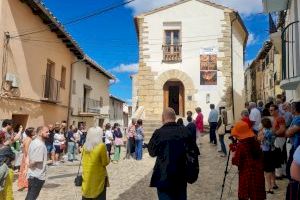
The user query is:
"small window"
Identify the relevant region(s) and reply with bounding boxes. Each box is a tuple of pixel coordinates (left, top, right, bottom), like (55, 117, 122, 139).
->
(60, 66, 66, 89)
(72, 80, 76, 94)
(86, 67, 90, 79)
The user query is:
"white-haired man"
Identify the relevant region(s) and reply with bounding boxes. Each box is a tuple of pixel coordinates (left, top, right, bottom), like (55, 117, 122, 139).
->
(249, 102, 261, 134)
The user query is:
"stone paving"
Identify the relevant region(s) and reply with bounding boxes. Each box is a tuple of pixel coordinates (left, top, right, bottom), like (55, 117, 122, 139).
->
(13, 135, 287, 200)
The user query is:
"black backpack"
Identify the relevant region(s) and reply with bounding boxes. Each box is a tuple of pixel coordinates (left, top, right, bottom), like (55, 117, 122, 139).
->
(185, 141, 200, 184)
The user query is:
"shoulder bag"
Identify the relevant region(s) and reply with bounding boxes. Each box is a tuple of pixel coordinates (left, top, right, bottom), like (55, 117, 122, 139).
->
(74, 151, 83, 187)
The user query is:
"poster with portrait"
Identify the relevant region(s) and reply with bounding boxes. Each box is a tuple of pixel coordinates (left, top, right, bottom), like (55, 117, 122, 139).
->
(200, 48, 217, 85)
(200, 71, 217, 85)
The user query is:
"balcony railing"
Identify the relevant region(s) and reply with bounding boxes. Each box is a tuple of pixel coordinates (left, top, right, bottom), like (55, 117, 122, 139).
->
(162, 44, 182, 62)
(281, 21, 300, 81)
(79, 98, 101, 114)
(42, 75, 60, 102)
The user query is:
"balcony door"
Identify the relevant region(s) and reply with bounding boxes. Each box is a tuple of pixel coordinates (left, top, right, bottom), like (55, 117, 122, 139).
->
(163, 30, 181, 62)
(83, 85, 91, 112)
(44, 61, 55, 99)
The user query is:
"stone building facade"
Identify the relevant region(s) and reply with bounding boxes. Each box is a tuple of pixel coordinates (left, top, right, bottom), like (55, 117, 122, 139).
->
(132, 0, 248, 136)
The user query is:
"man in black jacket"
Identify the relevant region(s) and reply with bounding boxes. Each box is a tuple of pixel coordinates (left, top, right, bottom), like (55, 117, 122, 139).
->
(148, 108, 198, 200)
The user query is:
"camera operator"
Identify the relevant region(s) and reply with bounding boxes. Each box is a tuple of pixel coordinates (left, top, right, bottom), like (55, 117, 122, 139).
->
(231, 121, 266, 200)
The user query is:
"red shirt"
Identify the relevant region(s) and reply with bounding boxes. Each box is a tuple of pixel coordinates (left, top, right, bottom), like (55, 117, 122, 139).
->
(195, 113, 204, 132)
(273, 116, 285, 130)
(273, 116, 285, 137)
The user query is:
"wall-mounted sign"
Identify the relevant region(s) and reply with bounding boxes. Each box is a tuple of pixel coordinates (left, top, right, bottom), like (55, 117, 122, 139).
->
(200, 48, 218, 85)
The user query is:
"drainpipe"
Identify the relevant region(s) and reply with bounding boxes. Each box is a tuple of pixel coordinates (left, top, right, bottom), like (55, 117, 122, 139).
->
(230, 12, 238, 121)
(67, 57, 85, 127)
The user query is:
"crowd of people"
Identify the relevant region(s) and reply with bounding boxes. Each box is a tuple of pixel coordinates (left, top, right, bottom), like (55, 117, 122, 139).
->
(230, 95, 300, 200)
(171, 94, 300, 200)
(1, 93, 300, 200)
(0, 117, 147, 200)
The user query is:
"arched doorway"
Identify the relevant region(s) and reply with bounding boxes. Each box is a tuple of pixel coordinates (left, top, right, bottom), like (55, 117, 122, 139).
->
(163, 81, 185, 116)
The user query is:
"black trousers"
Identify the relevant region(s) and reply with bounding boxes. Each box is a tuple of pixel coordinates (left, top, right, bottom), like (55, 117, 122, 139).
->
(209, 122, 218, 144)
(157, 187, 187, 200)
(25, 177, 45, 200)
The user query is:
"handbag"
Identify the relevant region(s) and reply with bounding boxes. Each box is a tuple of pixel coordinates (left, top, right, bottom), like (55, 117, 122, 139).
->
(74, 151, 83, 187)
(114, 137, 124, 146)
(217, 124, 225, 135)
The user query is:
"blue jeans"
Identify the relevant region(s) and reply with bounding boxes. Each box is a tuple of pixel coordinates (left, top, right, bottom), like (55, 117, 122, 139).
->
(218, 134, 227, 155)
(209, 122, 218, 144)
(67, 142, 76, 161)
(157, 187, 187, 200)
(135, 140, 143, 160)
(46, 144, 54, 154)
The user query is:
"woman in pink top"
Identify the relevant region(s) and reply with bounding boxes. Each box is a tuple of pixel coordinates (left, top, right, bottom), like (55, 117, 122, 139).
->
(195, 107, 204, 135)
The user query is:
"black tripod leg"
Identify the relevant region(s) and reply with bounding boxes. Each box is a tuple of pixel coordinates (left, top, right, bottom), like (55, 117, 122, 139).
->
(220, 150, 231, 200)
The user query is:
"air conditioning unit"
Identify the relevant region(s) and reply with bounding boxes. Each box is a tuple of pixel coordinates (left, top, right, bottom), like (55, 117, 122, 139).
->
(6, 73, 20, 88)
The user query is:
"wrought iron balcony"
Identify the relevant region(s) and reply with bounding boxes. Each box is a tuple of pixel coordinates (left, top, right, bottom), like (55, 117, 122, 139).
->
(162, 44, 182, 62)
(281, 21, 300, 90)
(79, 98, 101, 114)
(42, 75, 60, 103)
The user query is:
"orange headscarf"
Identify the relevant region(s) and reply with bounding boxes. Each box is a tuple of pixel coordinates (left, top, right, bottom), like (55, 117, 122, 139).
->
(231, 121, 255, 140)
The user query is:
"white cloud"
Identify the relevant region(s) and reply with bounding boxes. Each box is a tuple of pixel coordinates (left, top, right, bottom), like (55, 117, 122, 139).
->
(111, 63, 138, 73)
(109, 78, 120, 84)
(126, 0, 177, 15)
(247, 33, 258, 46)
(213, 0, 262, 15)
(126, 0, 263, 16)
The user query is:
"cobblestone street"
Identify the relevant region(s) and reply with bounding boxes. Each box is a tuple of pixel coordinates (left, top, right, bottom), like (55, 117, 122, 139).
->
(13, 135, 287, 200)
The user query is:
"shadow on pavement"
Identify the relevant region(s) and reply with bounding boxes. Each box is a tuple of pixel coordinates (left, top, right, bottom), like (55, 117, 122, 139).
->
(43, 183, 61, 189)
(115, 171, 156, 200)
(48, 173, 77, 180)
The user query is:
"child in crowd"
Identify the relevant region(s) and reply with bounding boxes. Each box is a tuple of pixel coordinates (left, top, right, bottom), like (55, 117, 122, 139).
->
(258, 118, 277, 194)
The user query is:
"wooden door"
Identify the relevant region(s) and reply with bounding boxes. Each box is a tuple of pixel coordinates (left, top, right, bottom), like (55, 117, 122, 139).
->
(163, 81, 185, 116)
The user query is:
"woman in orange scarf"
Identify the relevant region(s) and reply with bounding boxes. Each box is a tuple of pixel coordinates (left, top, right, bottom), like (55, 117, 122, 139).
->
(231, 121, 266, 200)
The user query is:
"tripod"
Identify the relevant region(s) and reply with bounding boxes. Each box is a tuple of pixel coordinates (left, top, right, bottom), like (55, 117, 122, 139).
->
(220, 150, 231, 200)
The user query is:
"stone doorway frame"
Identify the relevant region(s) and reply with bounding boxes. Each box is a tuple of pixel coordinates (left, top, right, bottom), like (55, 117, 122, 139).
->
(154, 70, 198, 117)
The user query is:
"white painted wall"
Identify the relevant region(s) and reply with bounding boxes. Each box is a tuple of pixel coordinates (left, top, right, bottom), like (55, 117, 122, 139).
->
(284, 0, 300, 101)
(232, 22, 246, 120)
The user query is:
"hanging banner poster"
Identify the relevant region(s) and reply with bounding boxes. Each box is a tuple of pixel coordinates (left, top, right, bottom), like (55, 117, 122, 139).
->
(200, 48, 217, 85)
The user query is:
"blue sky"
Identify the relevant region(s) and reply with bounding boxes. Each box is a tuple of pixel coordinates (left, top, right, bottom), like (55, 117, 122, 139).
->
(42, 0, 269, 104)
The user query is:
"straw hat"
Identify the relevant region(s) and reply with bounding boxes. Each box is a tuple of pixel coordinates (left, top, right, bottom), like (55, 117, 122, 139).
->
(231, 121, 255, 140)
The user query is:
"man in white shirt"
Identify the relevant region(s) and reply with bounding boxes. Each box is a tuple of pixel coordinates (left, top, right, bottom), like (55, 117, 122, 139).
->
(249, 102, 261, 134)
(25, 126, 49, 200)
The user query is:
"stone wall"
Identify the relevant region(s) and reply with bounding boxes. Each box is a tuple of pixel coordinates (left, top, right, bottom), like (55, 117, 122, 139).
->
(217, 11, 233, 109)
(135, 17, 158, 119)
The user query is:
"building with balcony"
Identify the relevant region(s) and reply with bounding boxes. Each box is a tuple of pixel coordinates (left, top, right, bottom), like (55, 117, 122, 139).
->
(244, 41, 282, 104)
(109, 95, 127, 129)
(69, 57, 114, 128)
(263, 0, 300, 101)
(132, 0, 248, 137)
(0, 0, 114, 128)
